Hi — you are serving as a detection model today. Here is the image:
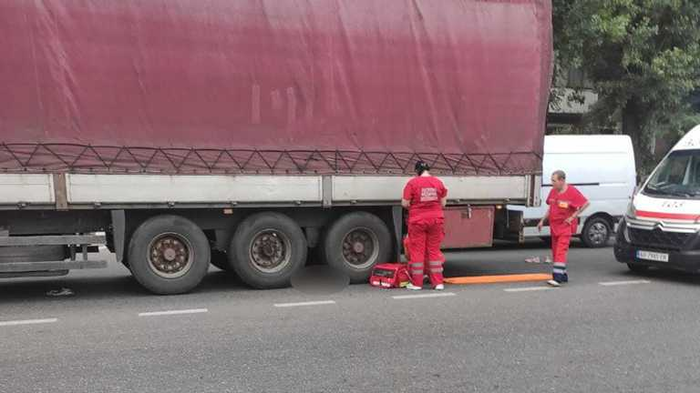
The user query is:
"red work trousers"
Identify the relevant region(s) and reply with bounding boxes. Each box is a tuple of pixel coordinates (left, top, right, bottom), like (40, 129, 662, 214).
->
(551, 228, 572, 283)
(551, 233, 572, 264)
(407, 218, 445, 287)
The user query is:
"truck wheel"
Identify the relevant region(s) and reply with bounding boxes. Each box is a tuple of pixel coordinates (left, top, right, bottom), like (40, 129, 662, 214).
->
(582, 217, 611, 248)
(627, 263, 650, 273)
(128, 215, 210, 295)
(323, 212, 392, 283)
(229, 212, 307, 289)
(210, 250, 230, 271)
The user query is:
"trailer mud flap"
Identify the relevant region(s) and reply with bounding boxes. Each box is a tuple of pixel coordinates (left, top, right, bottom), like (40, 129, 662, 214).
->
(111, 210, 126, 263)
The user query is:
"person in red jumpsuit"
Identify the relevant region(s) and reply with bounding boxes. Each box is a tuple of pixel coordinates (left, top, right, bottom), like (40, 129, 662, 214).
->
(402, 161, 448, 291)
(538, 170, 590, 287)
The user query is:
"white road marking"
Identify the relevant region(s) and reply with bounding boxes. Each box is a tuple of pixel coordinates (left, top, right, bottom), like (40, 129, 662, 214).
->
(0, 318, 58, 327)
(274, 300, 336, 308)
(138, 308, 208, 317)
(599, 280, 651, 287)
(504, 286, 554, 292)
(392, 292, 456, 300)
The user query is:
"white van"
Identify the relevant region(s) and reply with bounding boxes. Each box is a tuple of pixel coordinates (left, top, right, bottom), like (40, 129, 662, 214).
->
(509, 135, 637, 248)
(615, 125, 700, 272)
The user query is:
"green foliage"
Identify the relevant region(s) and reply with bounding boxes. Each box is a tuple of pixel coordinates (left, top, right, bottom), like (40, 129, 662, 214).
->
(553, 0, 700, 171)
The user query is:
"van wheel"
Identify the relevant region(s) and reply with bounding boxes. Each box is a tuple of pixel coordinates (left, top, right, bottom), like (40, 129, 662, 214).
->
(128, 215, 210, 295)
(582, 217, 611, 248)
(323, 212, 392, 283)
(229, 212, 307, 289)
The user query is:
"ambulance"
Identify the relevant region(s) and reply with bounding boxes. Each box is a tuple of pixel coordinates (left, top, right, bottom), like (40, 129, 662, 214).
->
(615, 125, 700, 272)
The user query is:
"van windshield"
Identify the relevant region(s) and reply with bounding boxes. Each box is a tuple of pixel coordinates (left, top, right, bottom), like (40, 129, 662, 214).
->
(644, 150, 700, 199)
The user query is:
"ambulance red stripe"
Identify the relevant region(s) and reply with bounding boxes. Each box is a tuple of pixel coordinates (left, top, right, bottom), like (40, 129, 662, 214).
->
(636, 210, 700, 221)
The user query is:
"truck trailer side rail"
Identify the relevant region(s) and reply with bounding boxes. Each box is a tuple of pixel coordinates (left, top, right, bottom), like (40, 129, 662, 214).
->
(0, 173, 541, 210)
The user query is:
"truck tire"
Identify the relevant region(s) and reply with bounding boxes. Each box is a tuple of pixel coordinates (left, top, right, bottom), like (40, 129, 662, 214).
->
(210, 250, 230, 271)
(229, 212, 307, 289)
(582, 217, 611, 248)
(127, 215, 210, 295)
(323, 212, 392, 283)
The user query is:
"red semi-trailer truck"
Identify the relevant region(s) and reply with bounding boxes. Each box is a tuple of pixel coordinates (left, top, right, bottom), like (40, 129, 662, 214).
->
(0, 0, 552, 294)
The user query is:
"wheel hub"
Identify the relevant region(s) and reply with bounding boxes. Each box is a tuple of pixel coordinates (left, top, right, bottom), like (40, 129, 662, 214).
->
(353, 242, 365, 254)
(589, 223, 608, 243)
(342, 229, 378, 268)
(163, 248, 177, 262)
(250, 231, 290, 273)
(261, 236, 278, 258)
(148, 235, 191, 277)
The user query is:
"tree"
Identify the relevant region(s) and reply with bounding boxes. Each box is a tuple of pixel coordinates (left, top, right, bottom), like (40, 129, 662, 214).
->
(553, 0, 700, 172)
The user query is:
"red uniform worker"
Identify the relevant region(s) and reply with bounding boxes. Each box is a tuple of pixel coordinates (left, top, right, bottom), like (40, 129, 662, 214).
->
(402, 161, 448, 291)
(538, 170, 589, 287)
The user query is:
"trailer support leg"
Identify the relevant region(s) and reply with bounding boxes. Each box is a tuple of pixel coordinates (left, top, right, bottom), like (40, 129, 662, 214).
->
(111, 210, 126, 263)
(392, 206, 403, 262)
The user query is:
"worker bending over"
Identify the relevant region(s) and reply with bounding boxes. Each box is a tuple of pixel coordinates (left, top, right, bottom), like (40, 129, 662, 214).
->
(402, 161, 448, 291)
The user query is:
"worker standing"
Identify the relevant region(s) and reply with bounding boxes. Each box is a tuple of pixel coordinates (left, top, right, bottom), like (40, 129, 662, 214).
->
(401, 161, 448, 291)
(538, 170, 590, 287)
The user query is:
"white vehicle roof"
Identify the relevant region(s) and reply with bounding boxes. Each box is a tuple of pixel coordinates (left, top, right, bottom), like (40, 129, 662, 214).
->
(544, 135, 633, 154)
(672, 124, 700, 151)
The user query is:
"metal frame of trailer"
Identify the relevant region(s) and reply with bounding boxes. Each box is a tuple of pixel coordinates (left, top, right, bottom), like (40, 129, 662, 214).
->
(0, 173, 539, 287)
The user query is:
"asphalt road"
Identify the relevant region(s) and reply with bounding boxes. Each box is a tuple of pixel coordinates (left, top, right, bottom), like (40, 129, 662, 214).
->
(2, 240, 700, 393)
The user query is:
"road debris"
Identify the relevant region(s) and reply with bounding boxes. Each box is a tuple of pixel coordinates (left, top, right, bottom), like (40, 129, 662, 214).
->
(525, 256, 552, 264)
(46, 288, 75, 297)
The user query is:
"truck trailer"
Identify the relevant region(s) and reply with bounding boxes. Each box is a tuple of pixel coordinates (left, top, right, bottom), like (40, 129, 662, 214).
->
(0, 0, 552, 294)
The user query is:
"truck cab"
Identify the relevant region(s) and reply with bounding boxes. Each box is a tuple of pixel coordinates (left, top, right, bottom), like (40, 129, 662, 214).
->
(615, 125, 700, 272)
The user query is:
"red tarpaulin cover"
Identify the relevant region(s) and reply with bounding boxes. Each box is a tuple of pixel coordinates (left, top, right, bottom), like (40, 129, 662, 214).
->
(0, 0, 552, 175)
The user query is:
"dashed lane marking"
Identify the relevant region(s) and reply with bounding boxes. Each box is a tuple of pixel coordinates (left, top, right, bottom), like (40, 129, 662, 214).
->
(0, 318, 58, 327)
(392, 292, 456, 300)
(138, 308, 209, 317)
(274, 300, 336, 308)
(599, 280, 651, 287)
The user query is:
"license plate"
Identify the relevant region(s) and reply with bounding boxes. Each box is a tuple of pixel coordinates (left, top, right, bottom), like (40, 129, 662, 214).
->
(636, 250, 669, 263)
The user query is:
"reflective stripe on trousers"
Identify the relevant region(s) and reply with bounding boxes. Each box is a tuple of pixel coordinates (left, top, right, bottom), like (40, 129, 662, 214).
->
(552, 262, 568, 283)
